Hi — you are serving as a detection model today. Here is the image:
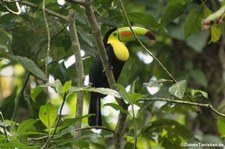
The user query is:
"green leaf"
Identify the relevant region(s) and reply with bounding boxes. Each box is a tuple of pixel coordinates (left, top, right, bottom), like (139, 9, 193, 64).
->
(39, 103, 57, 129)
(70, 86, 121, 98)
(142, 119, 191, 148)
(129, 93, 144, 104)
(184, 6, 203, 37)
(0, 119, 16, 127)
(51, 79, 63, 95)
(31, 86, 45, 101)
(63, 80, 72, 93)
(114, 84, 131, 103)
(209, 24, 222, 43)
(9, 55, 45, 80)
(104, 103, 129, 115)
(130, 80, 136, 94)
(31, 80, 64, 101)
(75, 140, 89, 148)
(217, 116, 225, 137)
(169, 80, 186, 99)
(57, 115, 91, 132)
(184, 4, 211, 38)
(127, 12, 159, 29)
(94, 88, 120, 98)
(0, 139, 38, 149)
(161, 2, 186, 25)
(190, 89, 208, 99)
(186, 31, 209, 53)
(16, 119, 37, 136)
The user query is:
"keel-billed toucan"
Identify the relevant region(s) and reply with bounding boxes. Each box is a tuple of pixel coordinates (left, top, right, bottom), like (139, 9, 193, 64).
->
(88, 26, 156, 126)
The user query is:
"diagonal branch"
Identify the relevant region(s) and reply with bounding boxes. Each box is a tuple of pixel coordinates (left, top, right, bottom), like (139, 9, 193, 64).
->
(138, 97, 225, 117)
(83, 0, 116, 89)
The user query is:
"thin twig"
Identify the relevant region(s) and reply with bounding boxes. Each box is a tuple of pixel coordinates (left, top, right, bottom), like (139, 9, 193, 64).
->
(138, 97, 225, 117)
(28, 135, 49, 141)
(42, 0, 51, 82)
(67, 10, 85, 135)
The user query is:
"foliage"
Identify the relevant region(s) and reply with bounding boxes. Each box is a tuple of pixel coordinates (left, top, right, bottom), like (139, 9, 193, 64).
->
(0, 0, 225, 148)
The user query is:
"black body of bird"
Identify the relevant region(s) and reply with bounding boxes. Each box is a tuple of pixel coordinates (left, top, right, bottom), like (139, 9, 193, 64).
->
(88, 28, 124, 126)
(88, 26, 156, 126)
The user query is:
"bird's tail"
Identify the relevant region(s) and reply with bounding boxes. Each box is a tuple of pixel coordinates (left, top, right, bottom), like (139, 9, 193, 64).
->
(88, 92, 102, 126)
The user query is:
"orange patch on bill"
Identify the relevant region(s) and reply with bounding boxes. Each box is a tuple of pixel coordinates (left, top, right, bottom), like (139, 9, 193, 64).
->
(120, 31, 133, 36)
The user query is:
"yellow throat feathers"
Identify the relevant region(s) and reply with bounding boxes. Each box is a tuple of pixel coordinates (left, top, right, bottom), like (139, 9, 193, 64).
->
(107, 39, 129, 61)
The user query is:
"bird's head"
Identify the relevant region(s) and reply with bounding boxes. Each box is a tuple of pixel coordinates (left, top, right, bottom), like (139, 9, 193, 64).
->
(107, 26, 156, 43)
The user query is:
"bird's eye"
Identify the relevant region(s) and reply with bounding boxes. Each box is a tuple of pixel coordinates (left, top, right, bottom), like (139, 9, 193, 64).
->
(113, 32, 117, 36)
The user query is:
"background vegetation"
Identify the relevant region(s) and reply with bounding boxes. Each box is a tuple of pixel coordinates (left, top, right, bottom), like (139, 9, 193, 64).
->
(0, 0, 225, 148)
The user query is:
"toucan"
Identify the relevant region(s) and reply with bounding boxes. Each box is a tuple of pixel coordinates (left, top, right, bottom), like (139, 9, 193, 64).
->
(88, 26, 156, 126)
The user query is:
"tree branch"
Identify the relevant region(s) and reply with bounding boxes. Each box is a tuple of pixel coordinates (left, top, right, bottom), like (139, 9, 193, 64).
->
(18, 1, 67, 20)
(67, 10, 85, 135)
(138, 97, 225, 117)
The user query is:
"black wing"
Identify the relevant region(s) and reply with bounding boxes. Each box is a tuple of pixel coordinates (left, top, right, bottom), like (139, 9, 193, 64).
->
(89, 44, 115, 88)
